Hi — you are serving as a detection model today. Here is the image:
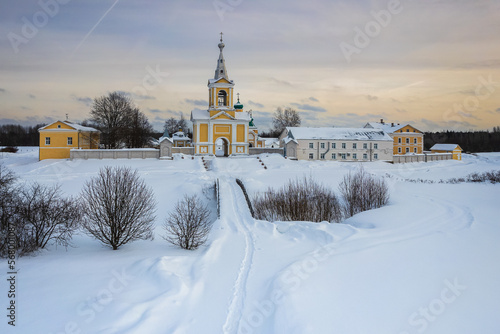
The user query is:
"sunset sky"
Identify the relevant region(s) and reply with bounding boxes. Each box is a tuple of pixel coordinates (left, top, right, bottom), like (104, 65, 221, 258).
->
(1, 0, 499, 132)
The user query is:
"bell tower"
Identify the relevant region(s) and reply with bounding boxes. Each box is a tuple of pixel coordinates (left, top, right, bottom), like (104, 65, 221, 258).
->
(208, 32, 235, 116)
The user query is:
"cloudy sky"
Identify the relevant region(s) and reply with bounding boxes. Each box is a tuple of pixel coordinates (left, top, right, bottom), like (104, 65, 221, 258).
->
(1, 0, 499, 132)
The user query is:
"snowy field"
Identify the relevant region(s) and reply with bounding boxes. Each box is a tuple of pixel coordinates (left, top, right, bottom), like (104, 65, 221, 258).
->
(1, 147, 500, 334)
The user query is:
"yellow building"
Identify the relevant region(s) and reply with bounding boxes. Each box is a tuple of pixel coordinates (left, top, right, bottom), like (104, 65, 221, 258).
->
(365, 120, 424, 155)
(38, 120, 100, 160)
(430, 144, 463, 160)
(191, 35, 264, 156)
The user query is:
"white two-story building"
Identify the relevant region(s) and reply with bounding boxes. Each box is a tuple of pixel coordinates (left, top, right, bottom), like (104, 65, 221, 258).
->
(281, 127, 393, 161)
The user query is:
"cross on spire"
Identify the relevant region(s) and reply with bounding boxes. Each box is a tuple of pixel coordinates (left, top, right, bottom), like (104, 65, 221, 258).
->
(237, 92, 240, 102)
(220, 32, 223, 42)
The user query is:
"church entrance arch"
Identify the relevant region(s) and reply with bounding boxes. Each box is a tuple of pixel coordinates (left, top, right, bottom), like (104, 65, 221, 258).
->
(215, 137, 230, 157)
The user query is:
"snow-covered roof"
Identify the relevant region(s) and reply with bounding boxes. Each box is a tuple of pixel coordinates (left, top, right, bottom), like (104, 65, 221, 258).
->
(430, 144, 461, 151)
(172, 131, 190, 141)
(191, 109, 209, 120)
(264, 138, 279, 145)
(159, 136, 173, 143)
(283, 137, 298, 144)
(364, 122, 406, 133)
(286, 127, 393, 141)
(364, 122, 422, 134)
(39, 120, 99, 132)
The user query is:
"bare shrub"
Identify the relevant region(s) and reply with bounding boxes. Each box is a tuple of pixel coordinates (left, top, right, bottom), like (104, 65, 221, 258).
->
(339, 168, 389, 218)
(17, 183, 81, 251)
(164, 195, 212, 250)
(81, 166, 156, 250)
(253, 177, 342, 223)
(0, 164, 20, 257)
(1, 166, 81, 257)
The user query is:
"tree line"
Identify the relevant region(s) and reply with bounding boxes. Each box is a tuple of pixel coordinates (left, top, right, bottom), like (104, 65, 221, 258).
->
(424, 128, 500, 152)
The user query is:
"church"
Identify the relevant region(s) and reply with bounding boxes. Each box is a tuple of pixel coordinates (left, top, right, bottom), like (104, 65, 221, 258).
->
(190, 34, 265, 156)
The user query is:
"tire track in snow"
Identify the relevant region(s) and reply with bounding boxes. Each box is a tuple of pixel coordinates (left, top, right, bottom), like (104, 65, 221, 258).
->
(220, 178, 256, 334)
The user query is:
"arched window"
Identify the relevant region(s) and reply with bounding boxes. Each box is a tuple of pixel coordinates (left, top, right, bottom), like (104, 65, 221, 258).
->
(218, 90, 227, 106)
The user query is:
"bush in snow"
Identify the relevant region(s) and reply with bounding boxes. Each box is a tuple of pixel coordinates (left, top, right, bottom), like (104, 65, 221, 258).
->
(17, 183, 81, 252)
(252, 176, 342, 223)
(0, 164, 21, 257)
(1, 165, 81, 257)
(339, 168, 389, 218)
(163, 195, 212, 250)
(81, 166, 156, 250)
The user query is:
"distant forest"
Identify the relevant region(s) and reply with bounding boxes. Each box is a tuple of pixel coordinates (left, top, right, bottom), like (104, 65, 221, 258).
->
(1, 124, 499, 153)
(0, 124, 46, 147)
(424, 128, 500, 152)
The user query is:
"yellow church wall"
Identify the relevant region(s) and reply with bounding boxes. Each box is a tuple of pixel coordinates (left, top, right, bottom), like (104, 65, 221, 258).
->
(237, 124, 245, 142)
(200, 124, 208, 142)
(214, 124, 231, 135)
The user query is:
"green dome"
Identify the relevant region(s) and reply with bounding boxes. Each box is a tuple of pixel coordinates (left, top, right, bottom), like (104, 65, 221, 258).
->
(234, 101, 243, 109)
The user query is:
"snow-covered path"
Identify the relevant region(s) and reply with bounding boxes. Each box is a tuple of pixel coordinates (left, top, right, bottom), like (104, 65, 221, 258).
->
(220, 178, 255, 334)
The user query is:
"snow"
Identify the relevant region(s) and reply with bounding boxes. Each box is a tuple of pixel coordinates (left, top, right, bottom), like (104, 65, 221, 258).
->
(286, 127, 393, 141)
(430, 143, 461, 151)
(364, 121, 411, 133)
(1, 148, 500, 334)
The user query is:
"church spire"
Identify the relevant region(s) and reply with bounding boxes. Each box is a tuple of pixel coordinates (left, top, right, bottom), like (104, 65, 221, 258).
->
(214, 32, 228, 80)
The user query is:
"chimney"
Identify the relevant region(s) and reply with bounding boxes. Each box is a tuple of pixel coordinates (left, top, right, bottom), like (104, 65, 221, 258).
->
(391, 122, 394, 127)
(380, 118, 384, 124)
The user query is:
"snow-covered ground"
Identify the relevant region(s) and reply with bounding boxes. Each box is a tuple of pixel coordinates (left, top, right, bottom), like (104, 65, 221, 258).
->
(1, 148, 500, 334)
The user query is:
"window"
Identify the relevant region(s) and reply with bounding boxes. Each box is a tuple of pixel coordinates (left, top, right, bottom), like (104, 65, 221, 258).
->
(374, 153, 378, 159)
(332, 143, 336, 149)
(341, 153, 346, 160)
(57, 125, 61, 128)
(320, 153, 325, 159)
(398, 147, 402, 153)
(406, 147, 409, 153)
(363, 153, 367, 159)
(309, 143, 314, 149)
(406, 138, 410, 144)
(309, 153, 314, 159)
(414, 138, 417, 144)
(67, 137, 73, 145)
(398, 137, 401, 144)
(320, 143, 325, 149)
(374, 143, 378, 149)
(45, 137, 50, 145)
(342, 143, 346, 149)
(217, 90, 227, 106)
(363, 143, 367, 149)
(414, 148, 417, 153)
(353, 153, 357, 159)
(406, 129, 409, 132)
(353, 143, 357, 149)
(332, 153, 336, 159)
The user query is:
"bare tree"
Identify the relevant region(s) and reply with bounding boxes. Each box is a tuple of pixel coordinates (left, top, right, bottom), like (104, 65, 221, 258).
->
(272, 107, 301, 134)
(339, 167, 389, 218)
(81, 166, 156, 250)
(124, 108, 154, 148)
(164, 195, 212, 250)
(163, 113, 190, 137)
(90, 92, 135, 149)
(17, 183, 81, 250)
